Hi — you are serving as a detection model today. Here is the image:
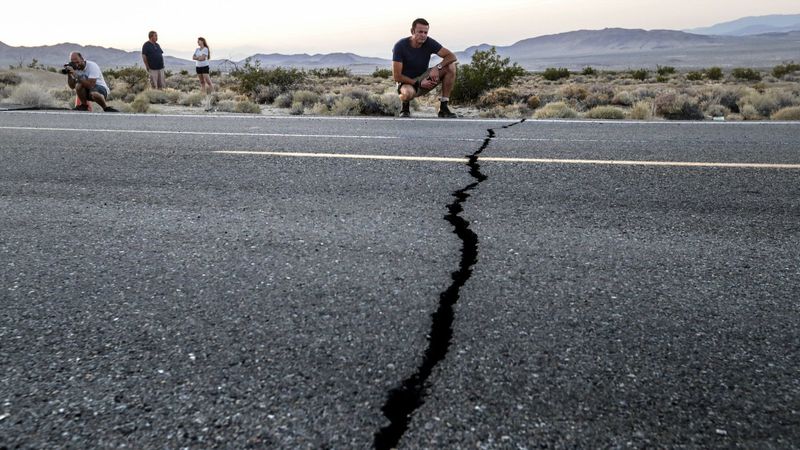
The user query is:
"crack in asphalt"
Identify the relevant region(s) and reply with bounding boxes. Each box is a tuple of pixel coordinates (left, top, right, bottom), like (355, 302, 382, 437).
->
(374, 119, 525, 449)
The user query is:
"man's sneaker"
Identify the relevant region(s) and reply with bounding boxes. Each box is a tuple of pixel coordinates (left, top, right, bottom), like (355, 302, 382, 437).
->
(103, 106, 119, 112)
(438, 102, 457, 118)
(399, 110, 411, 118)
(73, 104, 89, 111)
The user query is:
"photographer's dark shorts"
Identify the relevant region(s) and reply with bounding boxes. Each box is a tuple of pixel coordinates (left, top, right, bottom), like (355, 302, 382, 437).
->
(196, 66, 210, 75)
(90, 84, 108, 98)
(396, 67, 437, 98)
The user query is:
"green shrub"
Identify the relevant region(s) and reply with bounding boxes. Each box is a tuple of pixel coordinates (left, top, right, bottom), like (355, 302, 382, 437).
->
(533, 101, 578, 119)
(771, 106, 800, 120)
(772, 62, 800, 79)
(656, 75, 670, 83)
(372, 67, 392, 79)
(105, 67, 149, 93)
(686, 71, 704, 81)
(542, 67, 570, 81)
(585, 106, 625, 120)
(231, 58, 306, 101)
(731, 68, 762, 81)
(581, 67, 597, 76)
(451, 47, 526, 103)
(630, 69, 649, 81)
(309, 67, 351, 78)
(705, 67, 724, 81)
(656, 65, 676, 76)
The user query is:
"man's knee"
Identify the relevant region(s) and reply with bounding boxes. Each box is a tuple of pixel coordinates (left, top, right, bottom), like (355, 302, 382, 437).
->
(398, 85, 416, 102)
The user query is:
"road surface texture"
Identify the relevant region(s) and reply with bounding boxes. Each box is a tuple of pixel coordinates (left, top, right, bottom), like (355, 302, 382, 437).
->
(1, 111, 799, 449)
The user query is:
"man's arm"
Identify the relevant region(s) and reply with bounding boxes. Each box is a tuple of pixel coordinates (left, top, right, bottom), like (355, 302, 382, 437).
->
(429, 47, 457, 82)
(141, 54, 150, 70)
(392, 61, 419, 87)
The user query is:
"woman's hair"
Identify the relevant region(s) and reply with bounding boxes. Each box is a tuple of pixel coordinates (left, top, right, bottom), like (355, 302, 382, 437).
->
(198, 37, 210, 59)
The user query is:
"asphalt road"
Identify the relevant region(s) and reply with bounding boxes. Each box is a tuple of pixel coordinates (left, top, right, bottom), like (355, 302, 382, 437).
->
(1, 111, 799, 449)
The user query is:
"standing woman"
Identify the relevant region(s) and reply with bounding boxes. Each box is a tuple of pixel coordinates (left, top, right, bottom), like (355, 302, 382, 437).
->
(193, 37, 214, 93)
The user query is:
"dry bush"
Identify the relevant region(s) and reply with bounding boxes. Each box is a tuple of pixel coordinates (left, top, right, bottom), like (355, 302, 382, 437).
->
(8, 83, 57, 107)
(611, 90, 634, 106)
(292, 90, 320, 107)
(180, 91, 206, 107)
(771, 106, 800, 120)
(630, 101, 653, 120)
(0, 72, 23, 86)
(234, 100, 261, 114)
(289, 101, 305, 115)
(533, 102, 578, 119)
(653, 91, 703, 120)
(273, 93, 293, 108)
(130, 92, 150, 113)
(560, 84, 588, 101)
(585, 106, 625, 120)
(479, 104, 531, 118)
(50, 88, 75, 102)
(526, 95, 541, 109)
(740, 104, 761, 120)
(704, 104, 729, 118)
(331, 96, 362, 116)
(740, 89, 796, 117)
(477, 87, 519, 108)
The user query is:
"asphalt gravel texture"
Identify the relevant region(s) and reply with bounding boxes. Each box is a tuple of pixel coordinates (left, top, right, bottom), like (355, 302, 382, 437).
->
(1, 111, 799, 449)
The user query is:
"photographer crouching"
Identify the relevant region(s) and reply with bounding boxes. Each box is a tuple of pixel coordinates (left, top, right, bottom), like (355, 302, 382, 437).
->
(63, 52, 117, 112)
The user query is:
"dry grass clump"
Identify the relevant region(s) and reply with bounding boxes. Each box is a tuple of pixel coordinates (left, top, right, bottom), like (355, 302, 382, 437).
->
(130, 92, 151, 113)
(533, 102, 578, 119)
(771, 106, 800, 120)
(477, 87, 520, 108)
(739, 89, 797, 117)
(653, 91, 704, 120)
(8, 83, 58, 107)
(180, 91, 206, 107)
(585, 106, 626, 120)
(629, 101, 653, 120)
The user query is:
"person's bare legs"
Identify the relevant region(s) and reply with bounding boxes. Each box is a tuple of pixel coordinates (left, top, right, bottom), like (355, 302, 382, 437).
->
(202, 73, 214, 93)
(440, 63, 456, 98)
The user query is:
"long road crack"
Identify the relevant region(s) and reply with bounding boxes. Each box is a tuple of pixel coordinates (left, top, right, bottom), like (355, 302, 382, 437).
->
(374, 119, 526, 449)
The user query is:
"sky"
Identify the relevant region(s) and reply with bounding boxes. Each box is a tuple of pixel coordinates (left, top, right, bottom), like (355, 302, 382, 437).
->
(3, 0, 799, 60)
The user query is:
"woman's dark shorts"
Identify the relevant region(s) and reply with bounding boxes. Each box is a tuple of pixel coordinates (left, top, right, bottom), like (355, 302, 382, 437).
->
(196, 66, 210, 74)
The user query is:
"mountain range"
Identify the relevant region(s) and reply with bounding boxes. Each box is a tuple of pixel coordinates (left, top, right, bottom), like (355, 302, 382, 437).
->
(1, 14, 798, 73)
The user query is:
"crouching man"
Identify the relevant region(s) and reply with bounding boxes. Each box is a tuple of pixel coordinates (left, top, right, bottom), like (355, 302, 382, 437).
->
(392, 18, 458, 118)
(65, 52, 117, 112)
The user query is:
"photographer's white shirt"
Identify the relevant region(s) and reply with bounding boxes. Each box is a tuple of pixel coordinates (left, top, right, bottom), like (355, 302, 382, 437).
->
(76, 60, 109, 92)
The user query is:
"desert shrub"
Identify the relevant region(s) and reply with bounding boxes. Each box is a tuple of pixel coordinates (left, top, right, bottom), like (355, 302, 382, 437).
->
(180, 91, 206, 106)
(656, 65, 676, 76)
(581, 67, 597, 76)
(533, 101, 578, 119)
(231, 58, 306, 101)
(331, 96, 362, 115)
(585, 106, 625, 120)
(254, 84, 281, 104)
(740, 104, 760, 120)
(138, 89, 171, 104)
(560, 84, 588, 101)
(309, 67, 351, 78)
(372, 67, 392, 79)
(130, 92, 150, 113)
(289, 101, 305, 115)
(630, 69, 649, 81)
(0, 72, 22, 86)
(705, 67, 724, 81)
(740, 90, 794, 117)
(292, 90, 320, 107)
(480, 104, 531, 118)
(772, 106, 800, 120)
(630, 101, 653, 120)
(526, 95, 541, 109)
(542, 67, 570, 81)
(686, 71, 704, 81)
(731, 68, 762, 81)
(611, 90, 634, 106)
(582, 84, 613, 108)
(653, 91, 703, 120)
(477, 87, 519, 108)
(704, 104, 729, 118)
(8, 83, 57, 107)
(50, 88, 75, 102)
(105, 67, 149, 94)
(772, 62, 800, 79)
(235, 100, 261, 114)
(451, 47, 526, 102)
(273, 92, 293, 108)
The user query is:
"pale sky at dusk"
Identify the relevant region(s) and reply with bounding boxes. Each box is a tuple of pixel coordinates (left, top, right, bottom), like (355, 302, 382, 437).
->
(3, 0, 799, 60)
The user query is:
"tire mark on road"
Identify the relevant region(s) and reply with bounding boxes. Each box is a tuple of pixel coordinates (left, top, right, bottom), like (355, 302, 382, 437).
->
(374, 119, 525, 449)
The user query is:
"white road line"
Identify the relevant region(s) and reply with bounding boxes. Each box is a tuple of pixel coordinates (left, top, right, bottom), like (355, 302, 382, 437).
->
(214, 150, 800, 169)
(0, 126, 399, 140)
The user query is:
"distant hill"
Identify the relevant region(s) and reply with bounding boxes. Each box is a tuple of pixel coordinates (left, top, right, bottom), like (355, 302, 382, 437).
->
(456, 28, 800, 70)
(686, 14, 800, 36)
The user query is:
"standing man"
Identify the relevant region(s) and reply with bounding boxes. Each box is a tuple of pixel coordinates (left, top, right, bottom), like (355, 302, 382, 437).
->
(392, 18, 458, 118)
(141, 31, 166, 89)
(65, 52, 117, 112)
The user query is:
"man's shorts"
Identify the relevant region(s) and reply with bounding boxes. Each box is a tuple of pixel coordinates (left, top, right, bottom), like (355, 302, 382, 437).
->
(396, 67, 439, 98)
(90, 84, 108, 98)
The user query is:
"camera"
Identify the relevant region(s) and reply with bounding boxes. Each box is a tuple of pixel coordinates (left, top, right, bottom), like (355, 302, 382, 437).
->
(60, 62, 79, 74)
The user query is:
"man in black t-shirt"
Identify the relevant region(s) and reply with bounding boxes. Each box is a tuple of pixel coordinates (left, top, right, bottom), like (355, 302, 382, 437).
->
(141, 30, 166, 89)
(392, 18, 458, 118)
